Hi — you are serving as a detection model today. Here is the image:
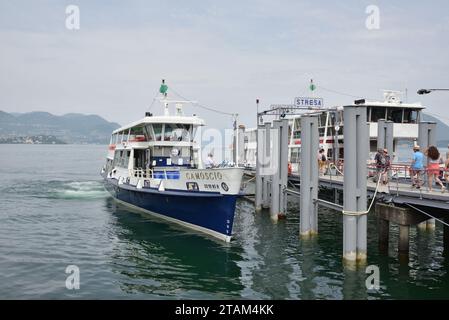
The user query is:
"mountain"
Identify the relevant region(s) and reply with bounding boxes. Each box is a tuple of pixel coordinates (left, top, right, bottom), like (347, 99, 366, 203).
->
(422, 113, 449, 147)
(0, 111, 120, 144)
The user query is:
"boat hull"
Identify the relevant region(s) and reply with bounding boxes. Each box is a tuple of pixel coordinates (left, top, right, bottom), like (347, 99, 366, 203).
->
(103, 177, 238, 242)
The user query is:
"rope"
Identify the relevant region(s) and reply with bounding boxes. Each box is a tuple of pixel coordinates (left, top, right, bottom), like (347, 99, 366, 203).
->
(405, 203, 449, 227)
(147, 89, 161, 111)
(245, 176, 256, 183)
(328, 162, 344, 176)
(342, 173, 383, 216)
(169, 87, 237, 117)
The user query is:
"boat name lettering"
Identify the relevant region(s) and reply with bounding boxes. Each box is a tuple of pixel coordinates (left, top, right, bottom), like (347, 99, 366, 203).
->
(185, 172, 223, 180)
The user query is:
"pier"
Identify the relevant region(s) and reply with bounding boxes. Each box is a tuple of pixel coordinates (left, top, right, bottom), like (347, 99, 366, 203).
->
(243, 102, 449, 268)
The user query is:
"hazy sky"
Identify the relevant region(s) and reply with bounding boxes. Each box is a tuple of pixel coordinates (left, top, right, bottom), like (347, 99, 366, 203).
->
(1, 0, 448, 129)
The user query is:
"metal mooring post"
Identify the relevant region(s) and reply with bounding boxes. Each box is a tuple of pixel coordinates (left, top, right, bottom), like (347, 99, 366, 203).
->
(385, 121, 394, 179)
(300, 114, 319, 237)
(278, 119, 289, 217)
(270, 120, 281, 221)
(255, 124, 265, 211)
(343, 105, 369, 266)
(418, 121, 437, 230)
(377, 119, 386, 150)
(262, 122, 271, 208)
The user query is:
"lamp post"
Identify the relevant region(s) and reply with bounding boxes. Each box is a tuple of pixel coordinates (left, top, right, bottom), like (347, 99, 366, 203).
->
(417, 88, 449, 95)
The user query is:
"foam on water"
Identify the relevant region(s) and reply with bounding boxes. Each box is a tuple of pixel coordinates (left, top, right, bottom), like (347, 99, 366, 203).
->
(49, 180, 109, 200)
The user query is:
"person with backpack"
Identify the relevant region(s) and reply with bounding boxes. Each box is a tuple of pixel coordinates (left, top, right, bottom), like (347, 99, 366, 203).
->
(381, 148, 391, 184)
(317, 148, 327, 175)
(374, 148, 384, 182)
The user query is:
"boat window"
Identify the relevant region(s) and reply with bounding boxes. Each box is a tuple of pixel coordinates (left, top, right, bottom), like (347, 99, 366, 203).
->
(129, 126, 146, 142)
(403, 109, 418, 123)
(387, 108, 403, 123)
(143, 125, 153, 141)
(371, 107, 386, 122)
(319, 113, 327, 127)
(294, 118, 301, 131)
(113, 150, 130, 168)
(163, 124, 191, 141)
(122, 130, 130, 143)
(318, 128, 325, 137)
(153, 124, 162, 141)
(293, 131, 301, 139)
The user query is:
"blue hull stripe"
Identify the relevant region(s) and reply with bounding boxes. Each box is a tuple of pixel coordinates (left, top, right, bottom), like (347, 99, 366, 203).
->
(103, 178, 238, 240)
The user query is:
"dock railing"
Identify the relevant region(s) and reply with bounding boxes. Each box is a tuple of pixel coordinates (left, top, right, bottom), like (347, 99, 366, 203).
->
(322, 160, 449, 195)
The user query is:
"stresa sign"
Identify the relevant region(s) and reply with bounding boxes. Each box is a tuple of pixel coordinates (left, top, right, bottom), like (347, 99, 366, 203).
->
(294, 97, 324, 108)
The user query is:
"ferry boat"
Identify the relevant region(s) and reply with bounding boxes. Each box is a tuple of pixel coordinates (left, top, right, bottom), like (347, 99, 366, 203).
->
(101, 82, 244, 242)
(241, 91, 424, 173)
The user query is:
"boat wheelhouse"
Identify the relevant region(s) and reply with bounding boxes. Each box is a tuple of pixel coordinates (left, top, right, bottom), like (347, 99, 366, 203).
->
(102, 87, 244, 242)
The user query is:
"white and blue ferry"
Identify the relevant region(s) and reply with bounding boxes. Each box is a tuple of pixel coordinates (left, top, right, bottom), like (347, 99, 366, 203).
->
(101, 84, 243, 242)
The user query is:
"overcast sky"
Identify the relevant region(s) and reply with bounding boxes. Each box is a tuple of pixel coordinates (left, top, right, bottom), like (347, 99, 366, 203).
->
(1, 0, 448, 129)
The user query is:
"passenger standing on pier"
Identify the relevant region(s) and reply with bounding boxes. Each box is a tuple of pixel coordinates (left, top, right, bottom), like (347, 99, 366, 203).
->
(411, 145, 424, 189)
(444, 157, 449, 188)
(374, 148, 384, 182)
(426, 146, 445, 193)
(382, 149, 391, 184)
(318, 148, 327, 175)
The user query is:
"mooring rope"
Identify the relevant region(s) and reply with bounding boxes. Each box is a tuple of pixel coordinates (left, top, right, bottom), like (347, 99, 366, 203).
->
(342, 173, 383, 216)
(328, 162, 344, 176)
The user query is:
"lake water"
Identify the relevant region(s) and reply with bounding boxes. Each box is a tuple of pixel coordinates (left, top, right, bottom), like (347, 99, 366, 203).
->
(0, 144, 448, 299)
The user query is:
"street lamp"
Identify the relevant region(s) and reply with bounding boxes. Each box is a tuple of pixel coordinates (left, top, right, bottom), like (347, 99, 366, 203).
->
(417, 88, 449, 95)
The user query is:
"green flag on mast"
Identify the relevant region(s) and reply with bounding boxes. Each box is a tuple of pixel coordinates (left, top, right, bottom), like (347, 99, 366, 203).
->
(159, 79, 168, 95)
(309, 79, 316, 91)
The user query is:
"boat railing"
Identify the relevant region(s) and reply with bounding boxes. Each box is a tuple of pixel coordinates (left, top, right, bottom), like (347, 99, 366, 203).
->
(130, 168, 154, 179)
(129, 168, 180, 181)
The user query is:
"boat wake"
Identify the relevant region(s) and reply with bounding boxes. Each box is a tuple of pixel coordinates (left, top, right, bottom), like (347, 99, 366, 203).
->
(47, 181, 108, 200)
(16, 180, 110, 200)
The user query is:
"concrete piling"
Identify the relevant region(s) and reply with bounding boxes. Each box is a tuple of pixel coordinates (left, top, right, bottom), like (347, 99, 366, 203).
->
(377, 119, 386, 150)
(376, 203, 429, 257)
(299, 114, 319, 238)
(270, 121, 280, 221)
(255, 124, 264, 211)
(268, 119, 289, 220)
(343, 105, 369, 265)
(398, 225, 410, 254)
(262, 122, 271, 209)
(279, 119, 289, 217)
